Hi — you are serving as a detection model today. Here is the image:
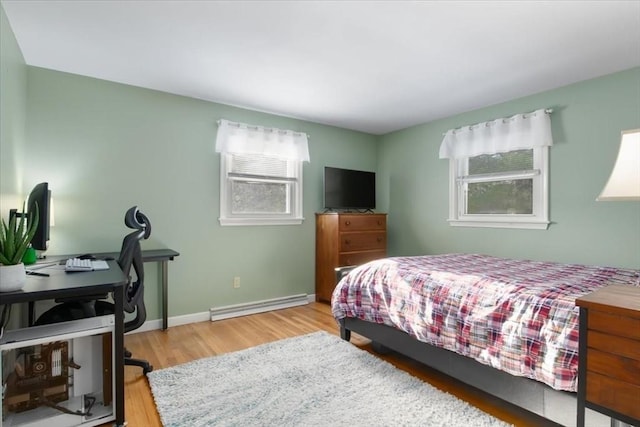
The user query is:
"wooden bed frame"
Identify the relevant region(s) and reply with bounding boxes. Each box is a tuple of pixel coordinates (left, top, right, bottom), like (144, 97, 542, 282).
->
(334, 267, 615, 427)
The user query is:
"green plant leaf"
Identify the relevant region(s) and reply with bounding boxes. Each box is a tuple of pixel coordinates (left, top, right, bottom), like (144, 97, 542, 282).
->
(0, 202, 39, 265)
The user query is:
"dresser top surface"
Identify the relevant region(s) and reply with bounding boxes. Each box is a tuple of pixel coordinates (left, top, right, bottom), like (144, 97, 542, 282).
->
(316, 212, 386, 216)
(576, 284, 640, 317)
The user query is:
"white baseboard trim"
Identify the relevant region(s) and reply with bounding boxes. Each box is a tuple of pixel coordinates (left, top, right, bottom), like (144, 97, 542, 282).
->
(129, 311, 210, 334)
(128, 294, 316, 334)
(210, 293, 310, 322)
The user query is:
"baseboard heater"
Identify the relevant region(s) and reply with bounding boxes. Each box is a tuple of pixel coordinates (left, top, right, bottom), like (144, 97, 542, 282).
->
(210, 294, 309, 322)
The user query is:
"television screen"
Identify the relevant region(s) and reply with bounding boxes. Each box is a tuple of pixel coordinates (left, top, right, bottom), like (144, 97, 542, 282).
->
(324, 167, 375, 210)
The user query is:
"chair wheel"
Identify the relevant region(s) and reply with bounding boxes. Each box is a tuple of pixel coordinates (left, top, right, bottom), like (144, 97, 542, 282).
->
(144, 365, 153, 374)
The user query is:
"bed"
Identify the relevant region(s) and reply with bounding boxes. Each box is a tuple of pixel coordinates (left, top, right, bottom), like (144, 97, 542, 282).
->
(331, 253, 640, 427)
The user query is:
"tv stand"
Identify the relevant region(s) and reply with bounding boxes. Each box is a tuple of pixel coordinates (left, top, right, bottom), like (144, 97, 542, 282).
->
(315, 212, 387, 302)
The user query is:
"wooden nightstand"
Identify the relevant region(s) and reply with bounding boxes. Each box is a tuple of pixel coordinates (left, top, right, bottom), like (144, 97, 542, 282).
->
(575, 285, 640, 427)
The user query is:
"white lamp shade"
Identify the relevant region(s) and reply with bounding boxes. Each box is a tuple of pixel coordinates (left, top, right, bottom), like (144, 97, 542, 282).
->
(597, 129, 640, 201)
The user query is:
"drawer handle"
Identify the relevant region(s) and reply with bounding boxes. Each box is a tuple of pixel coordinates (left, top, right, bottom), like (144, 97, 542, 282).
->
(345, 239, 351, 245)
(377, 237, 383, 242)
(345, 221, 351, 226)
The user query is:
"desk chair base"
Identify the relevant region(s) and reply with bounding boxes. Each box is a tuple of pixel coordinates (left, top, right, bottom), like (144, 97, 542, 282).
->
(126, 357, 153, 374)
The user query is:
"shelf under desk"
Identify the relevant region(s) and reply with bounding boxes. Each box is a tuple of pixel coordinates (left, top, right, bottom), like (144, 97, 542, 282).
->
(1, 260, 128, 427)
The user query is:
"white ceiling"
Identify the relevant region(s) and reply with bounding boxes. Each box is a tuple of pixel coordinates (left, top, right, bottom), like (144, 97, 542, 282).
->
(3, 1, 640, 135)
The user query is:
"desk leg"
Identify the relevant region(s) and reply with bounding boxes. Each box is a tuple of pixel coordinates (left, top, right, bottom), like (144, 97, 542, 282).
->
(28, 301, 35, 326)
(161, 260, 168, 330)
(113, 285, 126, 426)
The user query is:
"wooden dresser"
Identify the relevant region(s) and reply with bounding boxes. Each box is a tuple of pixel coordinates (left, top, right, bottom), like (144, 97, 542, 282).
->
(315, 212, 387, 303)
(575, 284, 640, 426)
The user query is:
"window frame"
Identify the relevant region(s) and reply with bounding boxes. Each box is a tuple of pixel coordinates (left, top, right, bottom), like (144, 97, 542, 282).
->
(219, 152, 304, 226)
(447, 146, 550, 230)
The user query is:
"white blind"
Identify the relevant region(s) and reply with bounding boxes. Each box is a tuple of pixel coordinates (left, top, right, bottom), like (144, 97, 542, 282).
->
(230, 153, 288, 177)
(439, 109, 553, 159)
(216, 119, 310, 162)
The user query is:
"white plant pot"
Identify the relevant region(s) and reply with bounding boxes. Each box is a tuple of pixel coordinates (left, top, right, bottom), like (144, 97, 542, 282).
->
(0, 263, 27, 292)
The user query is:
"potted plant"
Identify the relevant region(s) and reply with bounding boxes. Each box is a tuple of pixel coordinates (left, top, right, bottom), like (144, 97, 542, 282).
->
(0, 204, 39, 292)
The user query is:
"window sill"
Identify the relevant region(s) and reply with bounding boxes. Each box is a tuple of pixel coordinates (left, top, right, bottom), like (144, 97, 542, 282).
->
(219, 217, 305, 226)
(447, 218, 550, 230)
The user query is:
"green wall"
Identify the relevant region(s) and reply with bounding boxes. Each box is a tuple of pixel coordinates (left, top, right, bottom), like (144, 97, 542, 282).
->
(19, 67, 378, 320)
(378, 67, 640, 268)
(0, 5, 28, 329)
(0, 5, 26, 206)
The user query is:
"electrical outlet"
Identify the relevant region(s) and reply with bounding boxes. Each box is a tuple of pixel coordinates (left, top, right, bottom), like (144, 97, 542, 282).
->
(233, 276, 240, 288)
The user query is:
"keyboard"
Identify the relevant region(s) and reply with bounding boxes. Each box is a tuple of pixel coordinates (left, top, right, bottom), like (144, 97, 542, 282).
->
(65, 258, 109, 272)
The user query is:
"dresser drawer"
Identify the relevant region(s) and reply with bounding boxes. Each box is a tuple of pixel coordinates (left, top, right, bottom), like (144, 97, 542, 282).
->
(586, 348, 640, 384)
(339, 214, 386, 231)
(340, 232, 386, 252)
(339, 250, 386, 267)
(587, 330, 640, 360)
(586, 371, 640, 420)
(588, 310, 640, 340)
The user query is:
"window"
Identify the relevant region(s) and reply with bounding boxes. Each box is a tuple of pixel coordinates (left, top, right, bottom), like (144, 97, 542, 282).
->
(220, 152, 303, 225)
(448, 147, 549, 229)
(215, 119, 309, 226)
(440, 109, 552, 230)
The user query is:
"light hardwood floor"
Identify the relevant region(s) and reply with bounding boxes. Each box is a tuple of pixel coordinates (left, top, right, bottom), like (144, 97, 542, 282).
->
(114, 302, 556, 426)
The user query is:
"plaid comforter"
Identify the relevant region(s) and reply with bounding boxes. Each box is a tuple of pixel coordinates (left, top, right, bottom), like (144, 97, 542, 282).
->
(331, 253, 640, 392)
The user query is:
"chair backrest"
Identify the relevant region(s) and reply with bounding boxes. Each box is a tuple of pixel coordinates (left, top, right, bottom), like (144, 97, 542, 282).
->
(117, 206, 151, 332)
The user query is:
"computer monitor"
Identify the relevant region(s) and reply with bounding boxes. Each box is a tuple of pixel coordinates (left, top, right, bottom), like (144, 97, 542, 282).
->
(8, 182, 51, 260)
(9, 183, 52, 253)
(26, 182, 51, 252)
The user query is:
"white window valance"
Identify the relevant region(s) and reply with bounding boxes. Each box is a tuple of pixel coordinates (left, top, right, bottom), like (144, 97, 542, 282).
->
(439, 109, 553, 159)
(215, 119, 310, 162)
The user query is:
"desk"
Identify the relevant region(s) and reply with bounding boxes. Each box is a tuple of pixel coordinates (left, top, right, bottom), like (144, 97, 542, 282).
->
(0, 261, 127, 427)
(42, 248, 179, 330)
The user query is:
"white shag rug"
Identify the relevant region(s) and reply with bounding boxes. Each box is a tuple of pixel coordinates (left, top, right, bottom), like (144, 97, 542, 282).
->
(148, 331, 512, 427)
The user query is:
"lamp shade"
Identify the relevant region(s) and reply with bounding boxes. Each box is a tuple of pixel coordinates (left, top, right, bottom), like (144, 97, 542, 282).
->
(597, 129, 640, 201)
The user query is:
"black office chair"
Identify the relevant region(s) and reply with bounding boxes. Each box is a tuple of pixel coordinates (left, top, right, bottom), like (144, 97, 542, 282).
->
(35, 206, 153, 374)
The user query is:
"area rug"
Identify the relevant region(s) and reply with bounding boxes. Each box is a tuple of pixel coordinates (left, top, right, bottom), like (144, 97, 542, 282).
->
(148, 331, 511, 426)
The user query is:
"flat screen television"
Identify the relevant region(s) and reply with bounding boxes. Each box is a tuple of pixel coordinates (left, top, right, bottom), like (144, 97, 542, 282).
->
(323, 167, 376, 211)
